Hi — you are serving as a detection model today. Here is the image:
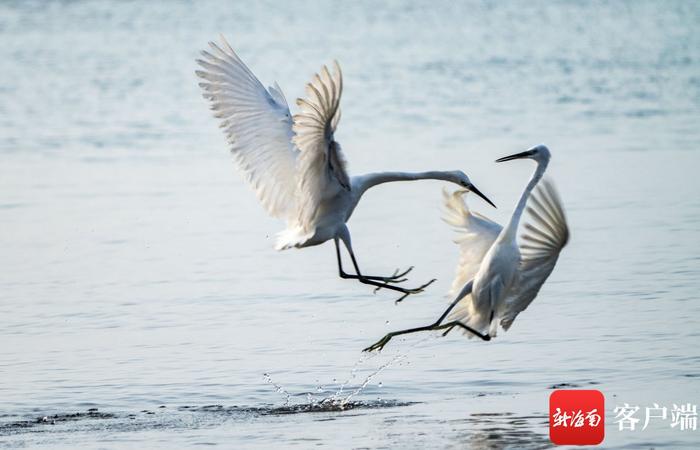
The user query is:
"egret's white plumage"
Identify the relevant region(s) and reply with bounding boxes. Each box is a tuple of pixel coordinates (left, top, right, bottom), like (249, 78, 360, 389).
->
(365, 145, 569, 351)
(442, 188, 502, 298)
(445, 174, 569, 336)
(288, 60, 347, 248)
(197, 38, 297, 221)
(196, 36, 495, 300)
(501, 179, 570, 329)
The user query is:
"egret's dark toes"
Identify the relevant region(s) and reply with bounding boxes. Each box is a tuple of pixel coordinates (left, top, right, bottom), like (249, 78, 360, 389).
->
(419, 278, 437, 290)
(394, 279, 437, 303)
(394, 266, 414, 279)
(363, 340, 386, 352)
(406, 278, 438, 295)
(394, 292, 410, 304)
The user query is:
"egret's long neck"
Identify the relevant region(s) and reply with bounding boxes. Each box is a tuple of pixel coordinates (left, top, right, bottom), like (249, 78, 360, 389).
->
(352, 171, 455, 200)
(502, 160, 548, 239)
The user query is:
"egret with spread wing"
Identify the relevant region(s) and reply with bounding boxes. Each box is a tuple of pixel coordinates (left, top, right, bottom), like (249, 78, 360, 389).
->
(196, 36, 495, 301)
(365, 145, 569, 350)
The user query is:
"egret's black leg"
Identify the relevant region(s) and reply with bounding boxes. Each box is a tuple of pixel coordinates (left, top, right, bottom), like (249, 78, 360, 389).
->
(363, 323, 441, 352)
(442, 291, 496, 338)
(363, 282, 484, 351)
(436, 321, 491, 340)
(334, 239, 436, 301)
(334, 239, 408, 282)
(434, 281, 473, 323)
(364, 320, 490, 352)
(347, 247, 436, 300)
(334, 241, 412, 283)
(441, 324, 456, 337)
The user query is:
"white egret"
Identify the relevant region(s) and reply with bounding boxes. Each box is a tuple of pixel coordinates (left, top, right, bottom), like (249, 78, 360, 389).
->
(364, 145, 569, 350)
(196, 36, 495, 301)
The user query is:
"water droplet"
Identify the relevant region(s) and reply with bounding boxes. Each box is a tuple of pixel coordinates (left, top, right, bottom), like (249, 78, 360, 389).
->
(332, 378, 337, 383)
(316, 386, 323, 392)
(385, 320, 390, 325)
(378, 381, 383, 387)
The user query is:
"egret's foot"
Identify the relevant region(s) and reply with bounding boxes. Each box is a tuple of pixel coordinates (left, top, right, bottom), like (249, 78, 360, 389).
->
(392, 278, 437, 303)
(388, 266, 413, 280)
(364, 266, 413, 284)
(371, 277, 408, 290)
(374, 277, 436, 295)
(393, 291, 410, 303)
(341, 267, 413, 285)
(353, 275, 435, 300)
(363, 334, 392, 352)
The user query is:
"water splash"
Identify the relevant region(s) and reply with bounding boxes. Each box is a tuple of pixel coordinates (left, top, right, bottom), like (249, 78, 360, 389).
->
(260, 352, 392, 412)
(262, 335, 435, 412)
(262, 373, 291, 406)
(339, 349, 407, 406)
(337, 334, 438, 405)
(332, 349, 375, 402)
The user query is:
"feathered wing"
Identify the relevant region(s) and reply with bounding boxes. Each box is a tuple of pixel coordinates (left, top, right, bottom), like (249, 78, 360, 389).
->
(442, 189, 502, 299)
(500, 179, 569, 330)
(291, 61, 348, 234)
(442, 189, 502, 336)
(196, 36, 298, 220)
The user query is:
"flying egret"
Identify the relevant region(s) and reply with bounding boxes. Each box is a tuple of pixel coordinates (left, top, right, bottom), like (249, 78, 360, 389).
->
(196, 36, 495, 301)
(364, 145, 569, 350)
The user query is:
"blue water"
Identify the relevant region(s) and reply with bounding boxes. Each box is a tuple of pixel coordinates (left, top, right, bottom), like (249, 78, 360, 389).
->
(1, 1, 699, 448)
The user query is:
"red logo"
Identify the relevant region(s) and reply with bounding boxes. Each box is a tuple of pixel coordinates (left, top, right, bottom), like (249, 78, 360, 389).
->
(549, 389, 605, 445)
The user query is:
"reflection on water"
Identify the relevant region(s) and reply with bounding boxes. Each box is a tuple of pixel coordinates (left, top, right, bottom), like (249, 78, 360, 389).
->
(462, 412, 551, 450)
(2, 0, 699, 448)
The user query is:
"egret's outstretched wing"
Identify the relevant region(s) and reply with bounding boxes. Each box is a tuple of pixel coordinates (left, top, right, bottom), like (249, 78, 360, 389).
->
(500, 179, 569, 330)
(442, 188, 502, 299)
(292, 61, 347, 232)
(196, 36, 298, 220)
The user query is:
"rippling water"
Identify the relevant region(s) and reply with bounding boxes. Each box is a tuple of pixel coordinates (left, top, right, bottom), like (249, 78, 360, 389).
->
(2, 1, 699, 448)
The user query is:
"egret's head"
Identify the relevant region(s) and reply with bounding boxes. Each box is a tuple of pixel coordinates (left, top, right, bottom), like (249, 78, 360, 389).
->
(496, 144, 551, 164)
(451, 170, 496, 208)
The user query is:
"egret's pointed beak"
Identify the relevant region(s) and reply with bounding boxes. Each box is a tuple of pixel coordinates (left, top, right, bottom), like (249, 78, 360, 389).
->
(469, 184, 496, 208)
(495, 149, 535, 163)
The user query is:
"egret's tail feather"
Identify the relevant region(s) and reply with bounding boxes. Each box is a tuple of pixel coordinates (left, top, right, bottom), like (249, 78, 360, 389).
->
(274, 227, 313, 251)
